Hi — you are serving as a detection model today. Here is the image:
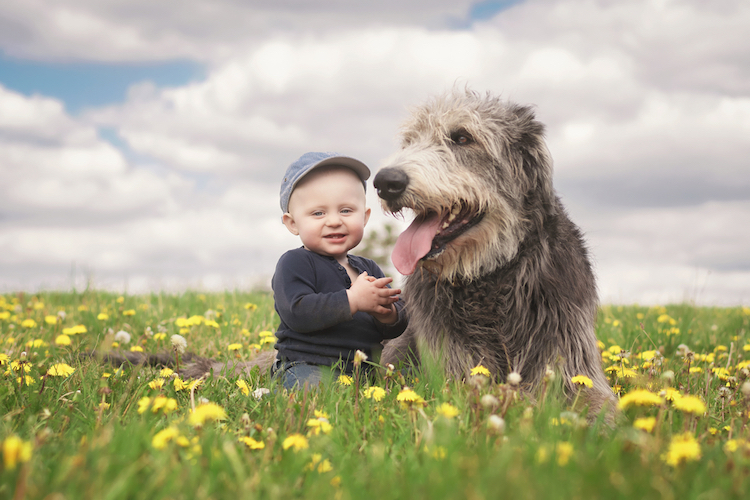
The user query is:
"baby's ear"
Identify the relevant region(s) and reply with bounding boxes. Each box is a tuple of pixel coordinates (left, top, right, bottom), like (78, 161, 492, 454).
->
(282, 213, 299, 235)
(363, 207, 371, 226)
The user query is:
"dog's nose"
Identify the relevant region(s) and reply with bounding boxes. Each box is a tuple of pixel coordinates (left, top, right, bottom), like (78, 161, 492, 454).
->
(373, 168, 409, 201)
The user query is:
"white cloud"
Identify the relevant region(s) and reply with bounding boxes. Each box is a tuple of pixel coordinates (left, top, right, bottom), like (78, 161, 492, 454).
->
(1, 0, 749, 305)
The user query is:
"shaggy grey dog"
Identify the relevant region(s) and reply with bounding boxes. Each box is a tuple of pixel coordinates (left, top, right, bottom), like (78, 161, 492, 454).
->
(373, 89, 615, 420)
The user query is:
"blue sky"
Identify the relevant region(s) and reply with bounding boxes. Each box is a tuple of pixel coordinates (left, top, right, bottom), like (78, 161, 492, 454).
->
(0, 54, 203, 113)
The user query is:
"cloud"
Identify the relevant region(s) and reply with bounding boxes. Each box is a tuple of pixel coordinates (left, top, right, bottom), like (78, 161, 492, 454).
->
(1, 0, 749, 305)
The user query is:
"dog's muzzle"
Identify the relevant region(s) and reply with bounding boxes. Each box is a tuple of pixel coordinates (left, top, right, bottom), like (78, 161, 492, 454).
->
(373, 167, 409, 202)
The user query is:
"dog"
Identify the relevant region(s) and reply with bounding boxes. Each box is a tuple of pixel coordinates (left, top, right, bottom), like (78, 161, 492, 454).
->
(373, 89, 616, 420)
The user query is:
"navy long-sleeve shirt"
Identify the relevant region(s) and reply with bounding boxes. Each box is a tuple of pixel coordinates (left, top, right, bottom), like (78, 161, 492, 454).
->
(272, 247, 407, 373)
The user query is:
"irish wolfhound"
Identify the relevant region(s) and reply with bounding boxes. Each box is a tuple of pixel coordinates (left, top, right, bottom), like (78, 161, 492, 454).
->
(373, 89, 616, 420)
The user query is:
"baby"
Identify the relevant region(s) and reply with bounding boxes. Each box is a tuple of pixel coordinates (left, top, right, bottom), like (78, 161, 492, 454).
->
(271, 152, 407, 389)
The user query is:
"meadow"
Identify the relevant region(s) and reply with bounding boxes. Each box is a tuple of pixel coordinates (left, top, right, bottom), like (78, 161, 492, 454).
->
(1, 290, 749, 499)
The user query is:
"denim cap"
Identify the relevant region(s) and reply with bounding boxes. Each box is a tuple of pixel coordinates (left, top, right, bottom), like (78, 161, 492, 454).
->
(280, 152, 370, 213)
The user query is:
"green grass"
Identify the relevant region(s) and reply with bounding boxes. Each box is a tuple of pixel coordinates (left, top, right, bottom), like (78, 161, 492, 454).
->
(2, 291, 750, 499)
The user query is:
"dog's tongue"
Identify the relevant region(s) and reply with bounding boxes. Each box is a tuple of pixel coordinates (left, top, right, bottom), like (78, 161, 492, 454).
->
(392, 214, 442, 275)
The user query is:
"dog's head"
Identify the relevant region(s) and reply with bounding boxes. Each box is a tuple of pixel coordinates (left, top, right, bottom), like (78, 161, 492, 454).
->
(374, 89, 555, 281)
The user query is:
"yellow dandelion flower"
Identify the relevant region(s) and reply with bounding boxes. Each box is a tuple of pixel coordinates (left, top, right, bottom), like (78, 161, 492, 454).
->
(97, 402, 111, 411)
(660, 388, 682, 402)
(724, 439, 750, 454)
(672, 395, 706, 415)
(662, 433, 701, 467)
(26, 339, 48, 348)
(122, 309, 135, 316)
(227, 343, 242, 351)
(337, 375, 353, 386)
(244, 303, 258, 311)
(137, 397, 152, 414)
(130, 345, 144, 352)
(307, 418, 333, 436)
(397, 387, 426, 409)
(55, 334, 72, 346)
(77, 305, 89, 311)
(153, 333, 166, 341)
(62, 324, 87, 335)
(633, 417, 657, 432)
(282, 433, 309, 452)
(711, 367, 731, 381)
(238, 436, 265, 450)
(204, 320, 220, 328)
(44, 315, 58, 325)
(151, 395, 177, 414)
(314, 410, 330, 419)
(189, 403, 227, 426)
(363, 386, 386, 401)
(158, 367, 174, 378)
(152, 427, 180, 450)
(47, 363, 75, 377)
(618, 389, 664, 410)
(689, 366, 703, 374)
(236, 379, 250, 396)
(470, 364, 491, 377)
(317, 458, 333, 473)
(148, 378, 165, 390)
(436, 402, 460, 419)
(2, 435, 32, 470)
(571, 375, 593, 388)
(97, 313, 109, 321)
(21, 318, 37, 328)
(556, 442, 574, 466)
(259, 336, 276, 345)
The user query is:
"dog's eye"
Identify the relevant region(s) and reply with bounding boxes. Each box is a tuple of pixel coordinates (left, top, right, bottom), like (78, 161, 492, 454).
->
(450, 131, 473, 145)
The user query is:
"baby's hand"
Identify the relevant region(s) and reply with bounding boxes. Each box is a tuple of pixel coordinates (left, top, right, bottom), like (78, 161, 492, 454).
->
(346, 271, 401, 318)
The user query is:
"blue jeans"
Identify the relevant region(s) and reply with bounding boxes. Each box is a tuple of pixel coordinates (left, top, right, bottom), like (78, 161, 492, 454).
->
(271, 358, 341, 390)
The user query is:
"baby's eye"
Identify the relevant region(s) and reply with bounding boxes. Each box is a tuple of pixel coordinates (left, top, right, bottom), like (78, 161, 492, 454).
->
(312, 211, 324, 217)
(340, 208, 353, 214)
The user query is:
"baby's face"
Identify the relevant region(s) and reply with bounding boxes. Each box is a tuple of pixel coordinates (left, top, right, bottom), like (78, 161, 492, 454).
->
(283, 167, 370, 259)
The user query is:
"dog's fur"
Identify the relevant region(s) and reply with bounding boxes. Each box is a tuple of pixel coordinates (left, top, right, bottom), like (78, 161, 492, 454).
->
(373, 89, 615, 420)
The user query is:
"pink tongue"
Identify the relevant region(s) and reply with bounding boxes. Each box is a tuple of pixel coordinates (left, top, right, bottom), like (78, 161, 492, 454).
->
(392, 214, 443, 275)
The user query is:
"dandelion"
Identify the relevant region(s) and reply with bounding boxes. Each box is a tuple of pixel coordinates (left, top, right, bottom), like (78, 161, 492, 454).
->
(337, 375, 353, 386)
(397, 387, 426, 409)
(282, 433, 309, 452)
(151, 395, 178, 414)
(189, 403, 227, 426)
(159, 367, 174, 378)
(62, 325, 87, 335)
(238, 436, 265, 450)
(26, 339, 48, 348)
(436, 402, 460, 419)
(114, 330, 131, 344)
(507, 371, 522, 386)
(470, 364, 491, 377)
(244, 303, 258, 311)
(363, 386, 386, 401)
(153, 332, 166, 341)
(306, 417, 333, 436)
(480, 394, 500, 410)
(662, 433, 701, 467)
(571, 375, 593, 388)
(252, 388, 271, 399)
(122, 309, 135, 316)
(55, 334, 72, 346)
(137, 397, 152, 414)
(672, 395, 707, 415)
(47, 363, 75, 377)
(618, 389, 664, 410)
(44, 315, 58, 325)
(633, 417, 657, 432)
(130, 346, 144, 352)
(236, 379, 250, 396)
(487, 415, 506, 433)
(3, 435, 32, 470)
(0, 353, 8, 365)
(21, 318, 37, 328)
(227, 343, 242, 351)
(148, 378, 165, 390)
(556, 442, 574, 466)
(152, 427, 180, 450)
(171, 334, 187, 354)
(353, 349, 368, 367)
(97, 313, 109, 321)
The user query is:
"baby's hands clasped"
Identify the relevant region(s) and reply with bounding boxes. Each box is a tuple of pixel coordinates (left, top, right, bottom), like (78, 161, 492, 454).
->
(346, 271, 401, 323)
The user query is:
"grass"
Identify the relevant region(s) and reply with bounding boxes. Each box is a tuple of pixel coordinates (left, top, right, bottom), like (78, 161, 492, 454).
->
(2, 291, 750, 499)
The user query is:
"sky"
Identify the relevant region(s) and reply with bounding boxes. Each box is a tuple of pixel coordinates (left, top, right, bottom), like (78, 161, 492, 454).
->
(1, 0, 749, 305)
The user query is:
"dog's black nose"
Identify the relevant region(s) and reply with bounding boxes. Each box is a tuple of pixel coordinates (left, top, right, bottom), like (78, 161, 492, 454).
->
(373, 168, 409, 201)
